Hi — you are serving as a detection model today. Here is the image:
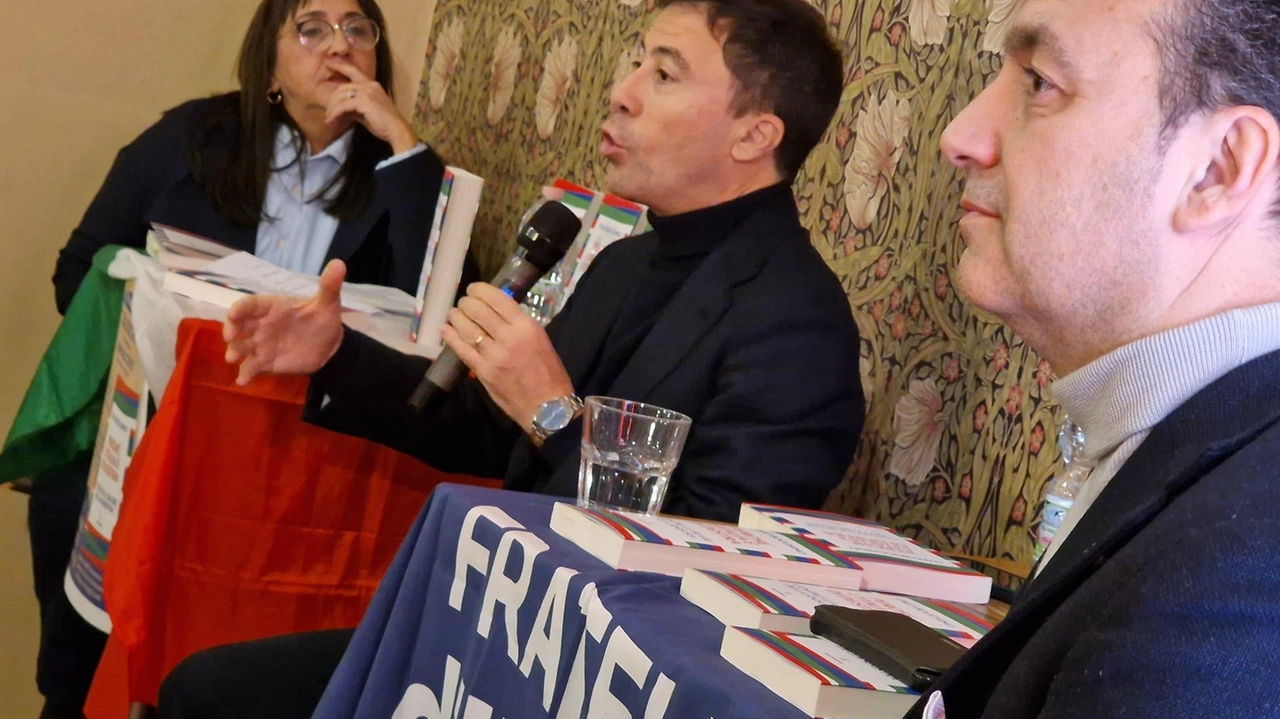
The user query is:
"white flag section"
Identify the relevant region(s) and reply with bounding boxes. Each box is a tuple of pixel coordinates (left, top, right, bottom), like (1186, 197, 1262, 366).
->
(65, 285, 150, 633)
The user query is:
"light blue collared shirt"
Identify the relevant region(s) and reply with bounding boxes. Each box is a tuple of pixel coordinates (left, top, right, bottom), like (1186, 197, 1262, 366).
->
(254, 124, 426, 275)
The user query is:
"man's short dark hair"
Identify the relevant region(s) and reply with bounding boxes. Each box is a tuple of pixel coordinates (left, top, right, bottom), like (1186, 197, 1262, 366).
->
(1149, 0, 1280, 153)
(657, 0, 844, 180)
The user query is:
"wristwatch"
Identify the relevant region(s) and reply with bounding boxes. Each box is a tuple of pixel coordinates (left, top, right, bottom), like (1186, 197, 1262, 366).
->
(530, 394, 584, 445)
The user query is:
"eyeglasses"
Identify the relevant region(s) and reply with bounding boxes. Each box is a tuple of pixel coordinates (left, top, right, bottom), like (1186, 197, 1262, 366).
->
(294, 17, 381, 52)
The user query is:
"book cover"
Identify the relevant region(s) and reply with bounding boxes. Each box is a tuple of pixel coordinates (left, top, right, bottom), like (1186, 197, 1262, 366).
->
(720, 627, 918, 719)
(681, 569, 991, 648)
(550, 502, 867, 589)
(521, 179, 602, 325)
(549, 179, 601, 290)
(738, 504, 993, 603)
(553, 178, 600, 223)
(558, 194, 647, 310)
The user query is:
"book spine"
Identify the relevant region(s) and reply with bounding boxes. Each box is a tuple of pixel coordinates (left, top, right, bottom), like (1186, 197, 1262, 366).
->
(572, 505, 673, 545)
(411, 171, 454, 341)
(918, 599, 995, 634)
(707, 573, 807, 617)
(415, 171, 482, 353)
(737, 629, 875, 689)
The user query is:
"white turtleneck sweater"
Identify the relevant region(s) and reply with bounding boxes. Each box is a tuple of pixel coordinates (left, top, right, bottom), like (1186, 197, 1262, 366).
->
(1037, 302, 1280, 574)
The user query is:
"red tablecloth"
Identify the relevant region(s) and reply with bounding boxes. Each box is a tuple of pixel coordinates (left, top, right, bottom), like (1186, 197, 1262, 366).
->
(85, 319, 497, 716)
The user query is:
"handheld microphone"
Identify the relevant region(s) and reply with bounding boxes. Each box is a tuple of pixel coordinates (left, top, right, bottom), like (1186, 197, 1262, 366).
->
(407, 199, 582, 413)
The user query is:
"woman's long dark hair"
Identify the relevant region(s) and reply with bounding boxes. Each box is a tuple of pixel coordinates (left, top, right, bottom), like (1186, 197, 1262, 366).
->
(190, 0, 396, 227)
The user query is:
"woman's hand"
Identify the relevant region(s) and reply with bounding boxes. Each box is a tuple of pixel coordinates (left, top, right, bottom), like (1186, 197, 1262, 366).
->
(323, 59, 418, 154)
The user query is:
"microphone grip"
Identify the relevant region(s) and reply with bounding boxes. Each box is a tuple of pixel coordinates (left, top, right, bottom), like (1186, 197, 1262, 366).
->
(406, 259, 547, 414)
(407, 351, 466, 414)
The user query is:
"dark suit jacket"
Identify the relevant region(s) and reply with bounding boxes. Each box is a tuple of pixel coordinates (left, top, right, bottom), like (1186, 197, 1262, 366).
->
(53, 94, 451, 313)
(305, 191, 865, 522)
(907, 349, 1280, 719)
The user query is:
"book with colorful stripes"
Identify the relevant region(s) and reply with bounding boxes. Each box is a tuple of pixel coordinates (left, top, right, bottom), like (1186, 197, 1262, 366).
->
(720, 626, 918, 718)
(559, 192, 648, 308)
(738, 504, 993, 603)
(681, 569, 991, 647)
(542, 180, 600, 265)
(520, 179, 601, 325)
(550, 503, 867, 589)
(411, 166, 483, 354)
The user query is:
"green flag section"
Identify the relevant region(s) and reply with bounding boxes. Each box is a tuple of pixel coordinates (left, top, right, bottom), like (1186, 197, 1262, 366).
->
(0, 246, 126, 484)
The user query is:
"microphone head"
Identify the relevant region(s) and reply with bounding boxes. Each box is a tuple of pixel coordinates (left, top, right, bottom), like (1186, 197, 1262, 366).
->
(517, 200, 582, 271)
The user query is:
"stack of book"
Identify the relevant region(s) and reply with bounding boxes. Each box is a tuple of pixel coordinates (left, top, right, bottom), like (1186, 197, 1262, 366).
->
(737, 504, 992, 602)
(550, 503, 991, 602)
(148, 223, 235, 272)
(550, 502, 995, 718)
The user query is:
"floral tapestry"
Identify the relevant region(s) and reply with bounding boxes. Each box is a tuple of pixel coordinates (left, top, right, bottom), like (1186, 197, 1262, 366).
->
(410, 0, 1061, 576)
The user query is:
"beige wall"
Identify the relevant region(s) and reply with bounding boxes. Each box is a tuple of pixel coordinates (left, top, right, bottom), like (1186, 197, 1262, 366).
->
(0, 1, 256, 436)
(0, 0, 435, 712)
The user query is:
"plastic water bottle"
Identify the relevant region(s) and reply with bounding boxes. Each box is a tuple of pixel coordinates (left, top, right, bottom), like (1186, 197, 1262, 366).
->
(1033, 419, 1092, 562)
(522, 267, 568, 326)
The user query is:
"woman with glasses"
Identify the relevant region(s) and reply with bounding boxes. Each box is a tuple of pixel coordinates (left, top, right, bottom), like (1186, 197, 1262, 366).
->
(33, 3, 473, 719)
(51, 0, 472, 314)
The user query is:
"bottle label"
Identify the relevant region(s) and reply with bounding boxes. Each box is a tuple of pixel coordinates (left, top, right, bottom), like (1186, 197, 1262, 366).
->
(1033, 495, 1074, 560)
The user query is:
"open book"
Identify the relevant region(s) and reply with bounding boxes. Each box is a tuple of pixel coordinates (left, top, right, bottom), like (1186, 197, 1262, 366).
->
(160, 251, 415, 316)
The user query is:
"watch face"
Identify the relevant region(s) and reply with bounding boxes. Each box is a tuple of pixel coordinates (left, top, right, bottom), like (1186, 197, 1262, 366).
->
(536, 398, 574, 432)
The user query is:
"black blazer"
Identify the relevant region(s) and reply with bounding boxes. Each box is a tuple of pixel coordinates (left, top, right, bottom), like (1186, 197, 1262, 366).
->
(53, 94, 451, 313)
(907, 349, 1280, 718)
(305, 190, 865, 522)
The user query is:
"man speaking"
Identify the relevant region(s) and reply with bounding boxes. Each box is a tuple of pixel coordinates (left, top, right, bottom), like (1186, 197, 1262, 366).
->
(220, 0, 864, 523)
(160, 2, 863, 717)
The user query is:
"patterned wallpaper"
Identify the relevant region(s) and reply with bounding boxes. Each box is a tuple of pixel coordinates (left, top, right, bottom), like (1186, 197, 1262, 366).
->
(410, 0, 1061, 573)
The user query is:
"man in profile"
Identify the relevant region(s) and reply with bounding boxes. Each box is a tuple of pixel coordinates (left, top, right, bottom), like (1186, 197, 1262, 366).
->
(218, 0, 863, 524)
(912, 0, 1280, 714)
(161, 2, 866, 717)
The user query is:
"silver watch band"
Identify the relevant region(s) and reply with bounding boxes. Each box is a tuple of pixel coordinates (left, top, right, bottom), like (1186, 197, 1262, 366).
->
(530, 394, 584, 443)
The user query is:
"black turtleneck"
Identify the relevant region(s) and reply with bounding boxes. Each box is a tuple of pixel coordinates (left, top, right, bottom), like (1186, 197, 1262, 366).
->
(575, 182, 794, 397)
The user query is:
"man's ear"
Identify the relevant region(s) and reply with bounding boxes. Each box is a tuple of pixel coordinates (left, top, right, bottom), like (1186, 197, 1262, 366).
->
(1173, 106, 1280, 234)
(730, 112, 785, 166)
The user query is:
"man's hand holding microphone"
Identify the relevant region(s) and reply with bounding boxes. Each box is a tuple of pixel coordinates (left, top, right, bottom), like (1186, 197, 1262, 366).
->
(222, 198, 583, 438)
